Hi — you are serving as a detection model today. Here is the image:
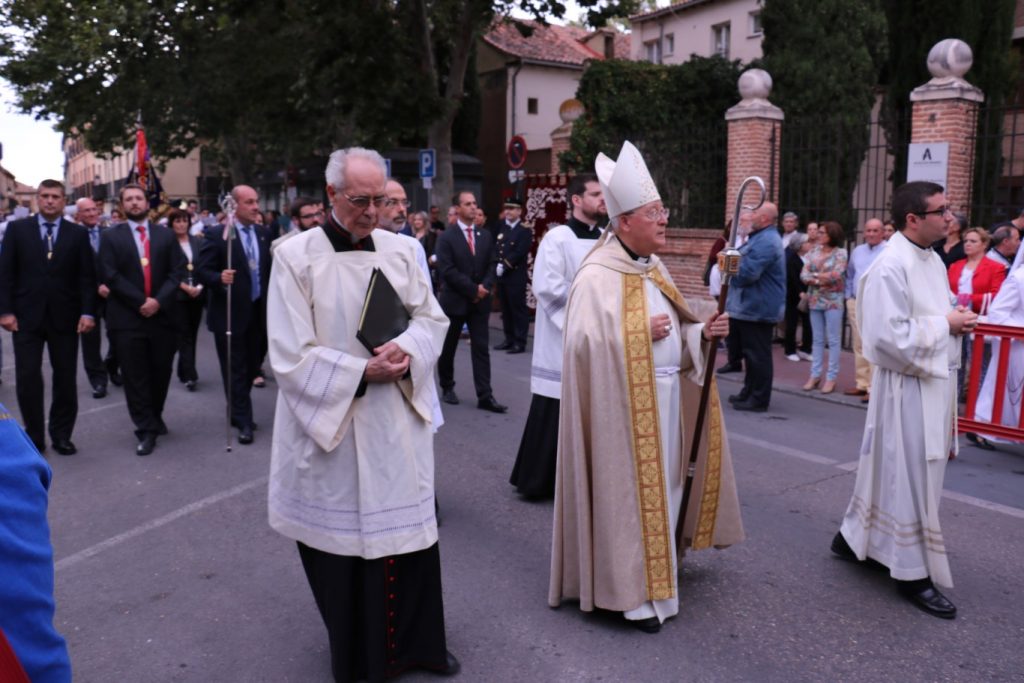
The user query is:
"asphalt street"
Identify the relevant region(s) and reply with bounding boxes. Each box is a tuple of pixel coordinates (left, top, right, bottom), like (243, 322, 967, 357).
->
(1, 326, 1022, 682)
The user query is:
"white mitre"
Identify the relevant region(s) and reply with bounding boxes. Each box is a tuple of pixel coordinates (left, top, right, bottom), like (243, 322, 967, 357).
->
(594, 140, 661, 219)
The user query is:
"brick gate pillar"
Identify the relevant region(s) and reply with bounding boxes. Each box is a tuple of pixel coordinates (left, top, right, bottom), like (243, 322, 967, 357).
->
(909, 39, 984, 213)
(725, 69, 784, 218)
(550, 98, 585, 174)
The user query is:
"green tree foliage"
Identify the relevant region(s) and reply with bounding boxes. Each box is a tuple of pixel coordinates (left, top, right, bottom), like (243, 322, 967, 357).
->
(564, 57, 743, 228)
(761, 0, 888, 233)
(880, 0, 1017, 224)
(0, 0, 636, 204)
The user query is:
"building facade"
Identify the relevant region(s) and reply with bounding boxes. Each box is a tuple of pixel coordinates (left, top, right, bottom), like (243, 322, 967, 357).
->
(630, 0, 763, 66)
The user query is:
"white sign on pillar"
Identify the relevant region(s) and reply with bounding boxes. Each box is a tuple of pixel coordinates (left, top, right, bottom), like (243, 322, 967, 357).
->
(906, 142, 949, 186)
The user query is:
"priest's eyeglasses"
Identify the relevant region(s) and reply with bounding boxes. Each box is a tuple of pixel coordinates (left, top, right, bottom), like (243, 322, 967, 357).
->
(344, 194, 389, 210)
(631, 206, 670, 221)
(385, 199, 412, 209)
(915, 206, 952, 217)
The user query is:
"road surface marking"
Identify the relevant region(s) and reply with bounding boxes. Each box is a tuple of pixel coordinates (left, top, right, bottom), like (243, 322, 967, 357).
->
(55, 475, 268, 572)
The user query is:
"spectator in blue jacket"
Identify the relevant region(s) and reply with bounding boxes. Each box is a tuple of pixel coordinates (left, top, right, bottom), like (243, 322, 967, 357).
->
(0, 403, 72, 682)
(724, 201, 786, 412)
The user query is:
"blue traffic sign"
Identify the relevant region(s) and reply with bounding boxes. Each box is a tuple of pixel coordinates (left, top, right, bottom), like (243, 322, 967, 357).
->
(384, 158, 392, 177)
(419, 149, 436, 179)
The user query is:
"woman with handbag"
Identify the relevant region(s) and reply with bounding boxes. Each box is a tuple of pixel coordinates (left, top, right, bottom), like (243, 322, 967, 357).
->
(800, 221, 847, 394)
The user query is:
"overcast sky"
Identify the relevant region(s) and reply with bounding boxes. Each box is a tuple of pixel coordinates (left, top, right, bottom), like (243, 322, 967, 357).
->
(0, 80, 64, 187)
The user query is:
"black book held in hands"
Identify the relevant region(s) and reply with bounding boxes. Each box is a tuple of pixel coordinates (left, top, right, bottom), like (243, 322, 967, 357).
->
(357, 268, 411, 354)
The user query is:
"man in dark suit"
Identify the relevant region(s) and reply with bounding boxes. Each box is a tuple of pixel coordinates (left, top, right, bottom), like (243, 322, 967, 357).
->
(0, 180, 96, 454)
(435, 190, 506, 413)
(493, 196, 532, 354)
(74, 197, 110, 399)
(197, 184, 271, 445)
(100, 183, 186, 456)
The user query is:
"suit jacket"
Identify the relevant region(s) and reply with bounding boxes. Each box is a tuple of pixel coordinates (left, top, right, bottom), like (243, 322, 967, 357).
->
(435, 222, 497, 317)
(0, 216, 96, 332)
(197, 224, 271, 334)
(495, 221, 532, 286)
(99, 223, 185, 331)
(175, 234, 207, 304)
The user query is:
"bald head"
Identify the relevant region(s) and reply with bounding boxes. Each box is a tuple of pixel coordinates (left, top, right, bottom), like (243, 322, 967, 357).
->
(863, 218, 884, 246)
(75, 197, 99, 228)
(754, 202, 778, 230)
(231, 185, 261, 225)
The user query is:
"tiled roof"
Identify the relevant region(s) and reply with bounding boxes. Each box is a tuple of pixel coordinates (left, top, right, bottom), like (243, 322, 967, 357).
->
(483, 20, 605, 66)
(630, 0, 717, 23)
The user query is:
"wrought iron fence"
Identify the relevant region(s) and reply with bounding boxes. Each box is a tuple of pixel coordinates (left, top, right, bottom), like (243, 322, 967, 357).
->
(972, 99, 1024, 227)
(631, 122, 728, 229)
(777, 112, 908, 238)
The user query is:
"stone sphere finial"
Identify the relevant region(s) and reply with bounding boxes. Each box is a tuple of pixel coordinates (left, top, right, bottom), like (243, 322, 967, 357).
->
(559, 98, 584, 124)
(927, 39, 973, 79)
(738, 69, 772, 101)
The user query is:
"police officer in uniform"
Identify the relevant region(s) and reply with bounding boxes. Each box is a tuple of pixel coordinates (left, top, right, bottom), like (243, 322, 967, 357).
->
(493, 196, 532, 354)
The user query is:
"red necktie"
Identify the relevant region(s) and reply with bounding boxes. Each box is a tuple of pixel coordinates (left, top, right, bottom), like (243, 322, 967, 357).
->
(136, 225, 152, 297)
(465, 227, 475, 255)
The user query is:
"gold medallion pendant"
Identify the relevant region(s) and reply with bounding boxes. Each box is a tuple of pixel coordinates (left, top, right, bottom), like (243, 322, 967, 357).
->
(141, 257, 150, 267)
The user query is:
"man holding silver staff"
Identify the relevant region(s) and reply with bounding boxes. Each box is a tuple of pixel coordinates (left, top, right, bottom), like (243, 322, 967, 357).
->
(266, 147, 459, 680)
(549, 141, 744, 634)
(197, 185, 271, 446)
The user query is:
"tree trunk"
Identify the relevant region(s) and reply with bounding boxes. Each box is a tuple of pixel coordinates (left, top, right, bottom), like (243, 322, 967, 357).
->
(428, 118, 455, 209)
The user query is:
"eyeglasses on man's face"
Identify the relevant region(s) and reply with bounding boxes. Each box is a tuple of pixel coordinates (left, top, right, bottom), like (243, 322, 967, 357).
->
(629, 206, 670, 222)
(385, 198, 411, 209)
(915, 206, 952, 218)
(299, 210, 324, 220)
(344, 194, 388, 210)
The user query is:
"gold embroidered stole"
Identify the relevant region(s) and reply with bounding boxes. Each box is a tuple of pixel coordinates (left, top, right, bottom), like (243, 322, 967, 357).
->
(621, 273, 673, 601)
(621, 267, 725, 596)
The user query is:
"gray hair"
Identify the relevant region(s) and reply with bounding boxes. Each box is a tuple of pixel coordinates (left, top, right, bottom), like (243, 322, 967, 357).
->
(324, 147, 387, 191)
(783, 211, 798, 220)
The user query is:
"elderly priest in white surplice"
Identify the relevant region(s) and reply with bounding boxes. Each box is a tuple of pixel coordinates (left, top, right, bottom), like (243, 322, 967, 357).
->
(266, 147, 460, 681)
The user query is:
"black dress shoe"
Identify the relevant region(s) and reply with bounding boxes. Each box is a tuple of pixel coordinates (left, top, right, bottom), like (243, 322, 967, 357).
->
(731, 399, 767, 412)
(494, 340, 513, 351)
(897, 579, 956, 619)
(92, 384, 107, 399)
(185, 380, 197, 392)
(425, 651, 461, 676)
(965, 432, 995, 451)
(727, 392, 749, 404)
(507, 345, 526, 354)
(830, 532, 888, 572)
(136, 434, 157, 456)
(477, 396, 508, 413)
(630, 616, 662, 633)
(442, 389, 459, 405)
(52, 439, 77, 456)
(716, 362, 742, 374)
(108, 369, 123, 387)
(238, 425, 255, 445)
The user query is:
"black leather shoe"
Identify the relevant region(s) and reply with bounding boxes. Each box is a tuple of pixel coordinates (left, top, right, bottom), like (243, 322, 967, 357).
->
(52, 439, 77, 456)
(731, 399, 767, 412)
(425, 651, 461, 676)
(966, 432, 995, 451)
(716, 362, 742, 374)
(727, 392, 749, 404)
(507, 345, 526, 354)
(108, 368, 123, 387)
(442, 389, 459, 405)
(897, 579, 956, 619)
(92, 384, 107, 399)
(238, 426, 255, 445)
(831, 532, 888, 572)
(136, 434, 157, 456)
(477, 396, 508, 413)
(493, 340, 512, 351)
(185, 380, 197, 392)
(631, 616, 662, 633)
